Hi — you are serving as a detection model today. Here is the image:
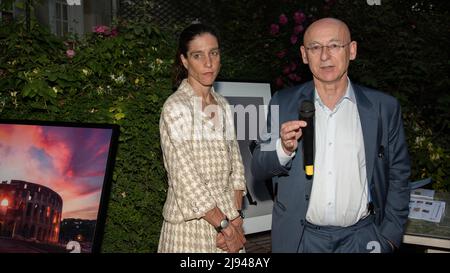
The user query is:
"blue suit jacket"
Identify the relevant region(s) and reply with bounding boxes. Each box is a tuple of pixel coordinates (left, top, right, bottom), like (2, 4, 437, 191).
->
(251, 80, 411, 253)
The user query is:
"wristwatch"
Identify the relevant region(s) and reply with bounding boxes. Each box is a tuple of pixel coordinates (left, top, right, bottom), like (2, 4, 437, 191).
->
(215, 217, 230, 233)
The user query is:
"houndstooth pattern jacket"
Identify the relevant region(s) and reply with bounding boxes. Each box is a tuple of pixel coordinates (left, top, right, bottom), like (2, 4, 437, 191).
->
(159, 79, 246, 225)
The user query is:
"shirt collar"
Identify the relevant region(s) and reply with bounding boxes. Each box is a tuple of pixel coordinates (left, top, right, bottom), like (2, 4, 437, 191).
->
(178, 78, 216, 98)
(314, 78, 356, 108)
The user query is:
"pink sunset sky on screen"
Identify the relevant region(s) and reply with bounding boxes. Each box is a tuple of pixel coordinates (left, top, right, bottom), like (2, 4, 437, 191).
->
(0, 124, 112, 220)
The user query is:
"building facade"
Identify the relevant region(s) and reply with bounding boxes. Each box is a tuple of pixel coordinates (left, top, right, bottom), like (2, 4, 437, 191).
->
(0, 180, 63, 244)
(1, 0, 216, 37)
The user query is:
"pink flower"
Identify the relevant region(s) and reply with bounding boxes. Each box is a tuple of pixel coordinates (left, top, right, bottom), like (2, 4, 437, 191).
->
(93, 25, 110, 34)
(293, 25, 304, 35)
(293, 11, 306, 25)
(290, 34, 298, 45)
(276, 77, 284, 88)
(66, 49, 75, 58)
(279, 14, 288, 25)
(283, 66, 291, 75)
(290, 62, 297, 72)
(270, 24, 280, 36)
(110, 27, 119, 37)
(276, 49, 287, 59)
(288, 73, 301, 82)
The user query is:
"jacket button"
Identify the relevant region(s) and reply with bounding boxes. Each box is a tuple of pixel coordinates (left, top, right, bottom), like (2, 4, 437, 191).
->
(300, 219, 305, 226)
(305, 194, 310, 201)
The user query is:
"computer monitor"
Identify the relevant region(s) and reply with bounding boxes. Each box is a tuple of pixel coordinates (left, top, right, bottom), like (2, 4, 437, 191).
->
(0, 119, 119, 253)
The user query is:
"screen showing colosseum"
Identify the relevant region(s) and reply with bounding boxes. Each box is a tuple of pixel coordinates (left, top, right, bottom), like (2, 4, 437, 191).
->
(0, 121, 118, 253)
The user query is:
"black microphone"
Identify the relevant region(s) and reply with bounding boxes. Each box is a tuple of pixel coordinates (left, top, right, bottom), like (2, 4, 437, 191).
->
(299, 100, 315, 176)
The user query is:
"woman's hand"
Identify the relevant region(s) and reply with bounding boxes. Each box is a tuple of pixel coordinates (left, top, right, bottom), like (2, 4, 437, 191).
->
(231, 216, 244, 234)
(216, 232, 229, 252)
(222, 224, 246, 253)
(216, 218, 245, 252)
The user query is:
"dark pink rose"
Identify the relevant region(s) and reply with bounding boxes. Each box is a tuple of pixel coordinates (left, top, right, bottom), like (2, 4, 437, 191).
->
(293, 25, 304, 34)
(293, 11, 306, 25)
(288, 73, 301, 81)
(290, 62, 297, 72)
(276, 49, 287, 59)
(110, 27, 118, 37)
(290, 34, 298, 45)
(270, 24, 280, 36)
(283, 66, 291, 75)
(279, 14, 288, 25)
(93, 25, 109, 34)
(276, 77, 284, 88)
(66, 49, 75, 58)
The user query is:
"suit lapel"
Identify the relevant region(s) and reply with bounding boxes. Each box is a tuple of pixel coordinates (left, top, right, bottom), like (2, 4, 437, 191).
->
(353, 84, 379, 185)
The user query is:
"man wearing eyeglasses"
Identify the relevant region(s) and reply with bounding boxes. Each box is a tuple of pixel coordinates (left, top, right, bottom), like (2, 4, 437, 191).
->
(251, 18, 410, 252)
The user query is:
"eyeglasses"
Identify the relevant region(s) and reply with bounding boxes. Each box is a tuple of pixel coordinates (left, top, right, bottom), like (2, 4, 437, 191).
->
(304, 41, 351, 55)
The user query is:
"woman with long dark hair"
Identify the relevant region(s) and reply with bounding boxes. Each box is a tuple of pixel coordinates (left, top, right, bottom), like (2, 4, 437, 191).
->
(158, 23, 246, 253)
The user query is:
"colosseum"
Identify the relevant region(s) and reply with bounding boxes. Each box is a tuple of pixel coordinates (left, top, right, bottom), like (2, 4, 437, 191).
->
(0, 180, 63, 244)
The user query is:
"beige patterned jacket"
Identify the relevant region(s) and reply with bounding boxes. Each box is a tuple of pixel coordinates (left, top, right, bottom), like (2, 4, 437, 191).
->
(160, 79, 246, 223)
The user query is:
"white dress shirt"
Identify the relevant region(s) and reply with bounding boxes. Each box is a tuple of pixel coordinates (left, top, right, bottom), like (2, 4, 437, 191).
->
(276, 80, 370, 226)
